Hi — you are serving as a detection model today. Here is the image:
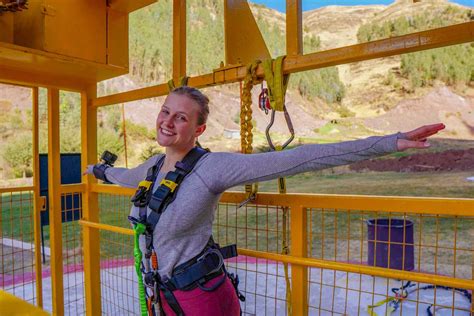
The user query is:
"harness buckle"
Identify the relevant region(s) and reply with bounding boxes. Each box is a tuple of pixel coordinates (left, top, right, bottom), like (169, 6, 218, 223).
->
(138, 180, 152, 190)
(160, 179, 177, 192)
(197, 248, 224, 277)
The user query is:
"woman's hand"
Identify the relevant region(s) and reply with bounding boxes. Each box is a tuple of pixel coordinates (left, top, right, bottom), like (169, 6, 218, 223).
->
(82, 165, 95, 176)
(397, 123, 445, 151)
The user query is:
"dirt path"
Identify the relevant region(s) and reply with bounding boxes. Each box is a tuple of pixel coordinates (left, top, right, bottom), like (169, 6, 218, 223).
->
(350, 149, 474, 172)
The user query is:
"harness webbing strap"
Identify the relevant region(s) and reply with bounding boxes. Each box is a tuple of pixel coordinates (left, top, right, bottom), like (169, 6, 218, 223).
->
(146, 147, 208, 232)
(168, 244, 237, 290)
(129, 147, 245, 316)
(160, 287, 183, 316)
(262, 56, 289, 112)
(131, 157, 164, 208)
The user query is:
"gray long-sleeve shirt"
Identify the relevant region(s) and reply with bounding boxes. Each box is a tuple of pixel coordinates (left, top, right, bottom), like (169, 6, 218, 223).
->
(104, 133, 402, 278)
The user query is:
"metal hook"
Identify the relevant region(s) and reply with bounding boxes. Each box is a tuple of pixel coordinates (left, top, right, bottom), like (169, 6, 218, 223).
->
(265, 105, 295, 151)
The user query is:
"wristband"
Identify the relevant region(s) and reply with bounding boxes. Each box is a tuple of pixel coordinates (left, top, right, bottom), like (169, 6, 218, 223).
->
(93, 164, 109, 182)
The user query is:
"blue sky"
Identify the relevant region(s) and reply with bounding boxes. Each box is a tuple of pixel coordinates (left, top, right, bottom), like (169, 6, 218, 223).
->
(250, 0, 473, 12)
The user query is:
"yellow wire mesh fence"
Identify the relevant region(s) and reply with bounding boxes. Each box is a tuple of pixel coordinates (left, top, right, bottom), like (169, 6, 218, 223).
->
(0, 188, 37, 304)
(90, 190, 474, 315)
(0, 188, 86, 314)
(3, 187, 473, 315)
(307, 208, 474, 315)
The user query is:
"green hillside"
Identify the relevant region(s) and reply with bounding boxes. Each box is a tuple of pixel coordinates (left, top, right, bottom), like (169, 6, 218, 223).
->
(129, 0, 345, 104)
(357, 6, 474, 89)
(1, 2, 473, 179)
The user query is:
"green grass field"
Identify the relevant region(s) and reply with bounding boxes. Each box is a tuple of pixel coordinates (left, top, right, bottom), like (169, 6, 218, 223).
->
(2, 170, 473, 273)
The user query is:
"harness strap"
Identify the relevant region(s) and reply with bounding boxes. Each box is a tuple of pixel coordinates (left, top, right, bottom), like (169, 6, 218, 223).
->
(160, 286, 183, 316)
(168, 244, 237, 290)
(262, 56, 289, 112)
(146, 147, 208, 232)
(131, 156, 164, 208)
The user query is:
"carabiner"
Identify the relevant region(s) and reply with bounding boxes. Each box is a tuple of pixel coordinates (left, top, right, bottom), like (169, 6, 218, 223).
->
(258, 88, 270, 114)
(265, 105, 295, 151)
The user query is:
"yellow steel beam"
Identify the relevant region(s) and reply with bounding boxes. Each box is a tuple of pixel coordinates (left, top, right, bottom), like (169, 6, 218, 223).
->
(59, 184, 86, 194)
(0, 64, 89, 92)
(79, 220, 135, 236)
(290, 205, 308, 315)
(239, 249, 474, 290)
(108, 0, 157, 13)
(47, 88, 64, 315)
(173, 0, 186, 82)
(286, 0, 302, 56)
(93, 22, 474, 107)
(0, 42, 126, 91)
(88, 187, 474, 216)
(107, 8, 129, 69)
(219, 192, 474, 216)
(0, 186, 34, 193)
(81, 85, 102, 316)
(224, 0, 271, 65)
(32, 87, 43, 308)
(0, 290, 49, 316)
(90, 183, 135, 195)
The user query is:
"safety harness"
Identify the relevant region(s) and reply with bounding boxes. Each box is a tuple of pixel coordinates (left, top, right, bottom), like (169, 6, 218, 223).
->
(127, 147, 245, 316)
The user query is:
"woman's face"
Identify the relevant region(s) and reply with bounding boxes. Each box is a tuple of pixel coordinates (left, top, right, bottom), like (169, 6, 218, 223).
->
(156, 93, 206, 151)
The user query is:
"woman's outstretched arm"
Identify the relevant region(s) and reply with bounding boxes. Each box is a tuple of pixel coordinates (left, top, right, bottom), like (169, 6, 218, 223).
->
(196, 124, 445, 193)
(83, 155, 162, 188)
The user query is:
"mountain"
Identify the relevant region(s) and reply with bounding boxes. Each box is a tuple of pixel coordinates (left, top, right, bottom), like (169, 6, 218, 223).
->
(1, 0, 473, 161)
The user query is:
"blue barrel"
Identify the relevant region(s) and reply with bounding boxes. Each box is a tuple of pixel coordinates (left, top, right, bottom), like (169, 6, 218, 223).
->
(367, 218, 414, 271)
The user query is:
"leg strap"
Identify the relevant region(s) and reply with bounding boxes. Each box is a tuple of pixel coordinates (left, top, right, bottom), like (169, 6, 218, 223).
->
(159, 282, 184, 316)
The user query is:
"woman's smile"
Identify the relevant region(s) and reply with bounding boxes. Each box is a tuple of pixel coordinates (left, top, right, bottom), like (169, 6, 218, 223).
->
(159, 127, 176, 136)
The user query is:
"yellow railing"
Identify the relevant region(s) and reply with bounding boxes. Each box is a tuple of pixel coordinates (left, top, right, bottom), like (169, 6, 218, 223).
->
(2, 183, 473, 314)
(0, 186, 38, 307)
(78, 185, 474, 315)
(0, 185, 86, 314)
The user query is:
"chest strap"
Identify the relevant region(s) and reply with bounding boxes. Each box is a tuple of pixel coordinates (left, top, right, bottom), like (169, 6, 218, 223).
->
(130, 147, 208, 233)
(148, 147, 207, 232)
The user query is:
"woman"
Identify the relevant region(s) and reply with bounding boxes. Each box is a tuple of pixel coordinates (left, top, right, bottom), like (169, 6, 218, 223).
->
(86, 86, 445, 315)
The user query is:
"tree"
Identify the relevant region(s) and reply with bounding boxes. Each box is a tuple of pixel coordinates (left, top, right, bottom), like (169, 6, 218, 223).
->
(2, 134, 33, 178)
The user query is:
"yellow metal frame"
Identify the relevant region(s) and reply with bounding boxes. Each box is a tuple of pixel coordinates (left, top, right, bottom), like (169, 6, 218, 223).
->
(0, 1, 473, 315)
(79, 187, 474, 314)
(47, 88, 64, 315)
(173, 0, 187, 81)
(92, 22, 474, 107)
(32, 87, 43, 308)
(81, 86, 102, 315)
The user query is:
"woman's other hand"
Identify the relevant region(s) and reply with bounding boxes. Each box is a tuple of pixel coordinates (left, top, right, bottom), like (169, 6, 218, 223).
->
(397, 123, 446, 151)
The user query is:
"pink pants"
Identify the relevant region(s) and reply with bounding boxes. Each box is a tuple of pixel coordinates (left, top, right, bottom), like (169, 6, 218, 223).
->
(160, 275, 241, 316)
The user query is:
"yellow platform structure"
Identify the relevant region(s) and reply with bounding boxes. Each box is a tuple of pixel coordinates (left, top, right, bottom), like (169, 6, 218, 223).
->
(0, 290, 50, 316)
(0, 0, 473, 315)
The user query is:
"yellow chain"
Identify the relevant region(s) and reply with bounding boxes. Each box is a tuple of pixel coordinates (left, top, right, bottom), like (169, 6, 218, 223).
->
(241, 61, 260, 154)
(241, 61, 261, 198)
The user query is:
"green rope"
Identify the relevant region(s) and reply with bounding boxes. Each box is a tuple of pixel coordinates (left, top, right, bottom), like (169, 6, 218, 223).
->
(132, 223, 148, 316)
